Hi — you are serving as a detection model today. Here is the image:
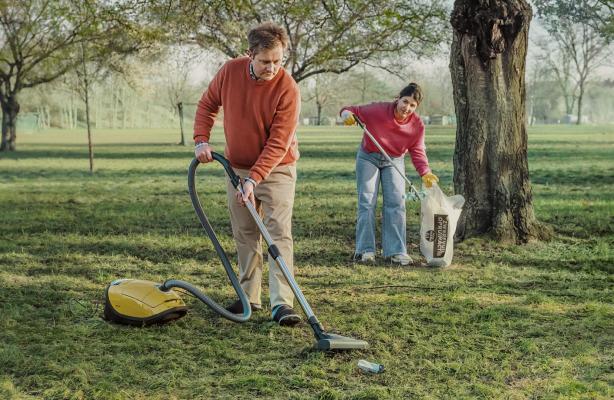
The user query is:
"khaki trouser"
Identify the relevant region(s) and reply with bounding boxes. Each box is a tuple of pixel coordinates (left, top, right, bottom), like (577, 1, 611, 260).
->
(225, 165, 296, 308)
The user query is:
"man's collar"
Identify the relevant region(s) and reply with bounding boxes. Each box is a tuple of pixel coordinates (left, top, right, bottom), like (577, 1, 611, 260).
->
(249, 62, 259, 81)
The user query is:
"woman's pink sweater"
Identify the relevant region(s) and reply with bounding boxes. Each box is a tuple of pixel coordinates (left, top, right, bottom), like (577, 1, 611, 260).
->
(341, 102, 430, 176)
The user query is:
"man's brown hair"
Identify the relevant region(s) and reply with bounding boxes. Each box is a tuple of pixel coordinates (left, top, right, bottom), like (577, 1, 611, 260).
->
(247, 22, 289, 55)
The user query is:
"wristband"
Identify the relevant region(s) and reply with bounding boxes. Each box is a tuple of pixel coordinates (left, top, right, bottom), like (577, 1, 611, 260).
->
(244, 177, 257, 187)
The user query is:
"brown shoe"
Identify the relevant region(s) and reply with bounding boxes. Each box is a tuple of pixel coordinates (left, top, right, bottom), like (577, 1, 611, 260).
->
(272, 304, 302, 326)
(226, 300, 262, 314)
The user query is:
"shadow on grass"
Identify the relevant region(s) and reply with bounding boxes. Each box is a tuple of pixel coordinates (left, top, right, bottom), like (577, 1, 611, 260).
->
(0, 230, 358, 275)
(455, 237, 614, 274)
(531, 170, 614, 186)
(0, 166, 228, 182)
(0, 144, 193, 161)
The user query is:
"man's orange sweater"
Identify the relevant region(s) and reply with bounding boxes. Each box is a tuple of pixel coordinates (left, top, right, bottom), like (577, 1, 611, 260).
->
(193, 57, 300, 183)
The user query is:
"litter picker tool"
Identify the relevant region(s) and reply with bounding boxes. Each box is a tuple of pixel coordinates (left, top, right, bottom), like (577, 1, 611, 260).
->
(353, 115, 425, 201)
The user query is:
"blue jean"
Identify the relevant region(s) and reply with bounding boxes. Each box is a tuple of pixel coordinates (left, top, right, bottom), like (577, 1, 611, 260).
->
(355, 148, 407, 257)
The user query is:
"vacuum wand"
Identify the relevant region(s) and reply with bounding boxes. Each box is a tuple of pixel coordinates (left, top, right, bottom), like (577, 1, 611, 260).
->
(233, 166, 368, 350)
(241, 196, 317, 319)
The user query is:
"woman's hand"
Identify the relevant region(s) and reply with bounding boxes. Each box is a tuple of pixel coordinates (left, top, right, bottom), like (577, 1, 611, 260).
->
(422, 172, 439, 188)
(340, 110, 356, 126)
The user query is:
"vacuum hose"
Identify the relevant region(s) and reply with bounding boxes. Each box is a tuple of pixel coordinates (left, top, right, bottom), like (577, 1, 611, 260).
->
(160, 156, 252, 323)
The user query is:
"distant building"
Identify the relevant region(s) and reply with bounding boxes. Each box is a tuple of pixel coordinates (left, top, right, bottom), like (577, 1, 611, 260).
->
(561, 114, 590, 124)
(430, 115, 449, 125)
(304, 116, 335, 126)
(16, 112, 41, 132)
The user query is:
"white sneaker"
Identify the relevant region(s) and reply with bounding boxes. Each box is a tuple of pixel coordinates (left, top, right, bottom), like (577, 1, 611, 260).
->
(355, 252, 375, 263)
(390, 254, 412, 266)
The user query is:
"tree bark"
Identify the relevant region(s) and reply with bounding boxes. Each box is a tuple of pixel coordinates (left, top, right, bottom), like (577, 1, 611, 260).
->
(450, 0, 547, 243)
(576, 83, 584, 125)
(85, 88, 94, 173)
(80, 44, 94, 174)
(1, 95, 20, 151)
(177, 102, 186, 146)
(1, 108, 8, 151)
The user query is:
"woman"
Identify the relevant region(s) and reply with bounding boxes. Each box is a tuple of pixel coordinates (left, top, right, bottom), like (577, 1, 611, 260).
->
(340, 82, 438, 265)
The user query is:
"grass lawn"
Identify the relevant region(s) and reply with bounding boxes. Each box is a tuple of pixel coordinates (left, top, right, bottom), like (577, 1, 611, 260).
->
(0, 125, 612, 399)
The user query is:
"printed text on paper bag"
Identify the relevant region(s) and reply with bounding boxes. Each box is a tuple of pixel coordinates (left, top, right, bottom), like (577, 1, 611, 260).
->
(433, 214, 448, 258)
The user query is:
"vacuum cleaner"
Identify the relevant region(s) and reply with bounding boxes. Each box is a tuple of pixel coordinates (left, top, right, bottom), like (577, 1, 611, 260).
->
(104, 153, 368, 351)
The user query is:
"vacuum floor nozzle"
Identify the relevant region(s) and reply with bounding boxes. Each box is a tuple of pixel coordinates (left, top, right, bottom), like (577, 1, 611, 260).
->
(315, 332, 369, 350)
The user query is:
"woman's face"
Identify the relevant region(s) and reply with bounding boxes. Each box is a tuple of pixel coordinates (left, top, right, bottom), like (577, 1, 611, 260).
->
(394, 95, 419, 121)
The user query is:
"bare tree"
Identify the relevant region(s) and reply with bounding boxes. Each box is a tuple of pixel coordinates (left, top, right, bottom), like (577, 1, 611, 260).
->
(155, 45, 207, 145)
(533, 35, 577, 117)
(534, 0, 614, 40)
(535, 13, 612, 124)
(525, 51, 556, 125)
(0, 0, 149, 152)
(0, 1, 84, 150)
(303, 74, 341, 125)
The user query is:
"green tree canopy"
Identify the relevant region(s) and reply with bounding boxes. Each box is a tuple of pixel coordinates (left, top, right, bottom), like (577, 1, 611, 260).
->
(0, 0, 152, 151)
(533, 0, 614, 41)
(151, 0, 449, 82)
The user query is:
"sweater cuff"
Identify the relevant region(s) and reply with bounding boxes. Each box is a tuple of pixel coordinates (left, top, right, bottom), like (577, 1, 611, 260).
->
(419, 168, 432, 177)
(249, 170, 264, 184)
(244, 177, 258, 187)
(194, 134, 209, 144)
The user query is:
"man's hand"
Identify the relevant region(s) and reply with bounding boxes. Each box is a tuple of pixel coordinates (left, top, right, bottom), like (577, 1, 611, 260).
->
(340, 110, 356, 126)
(195, 142, 214, 163)
(421, 172, 439, 188)
(236, 179, 256, 207)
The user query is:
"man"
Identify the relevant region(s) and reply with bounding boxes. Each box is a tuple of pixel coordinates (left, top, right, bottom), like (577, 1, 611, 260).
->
(193, 22, 301, 326)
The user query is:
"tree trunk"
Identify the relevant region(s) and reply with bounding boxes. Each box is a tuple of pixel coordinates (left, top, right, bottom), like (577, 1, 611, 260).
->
(529, 94, 535, 126)
(177, 102, 186, 146)
(564, 94, 574, 115)
(85, 90, 94, 173)
(72, 95, 78, 128)
(1, 95, 20, 151)
(94, 89, 100, 129)
(122, 90, 127, 129)
(1, 107, 8, 151)
(112, 85, 118, 129)
(576, 84, 584, 125)
(81, 48, 94, 173)
(450, 0, 547, 243)
(360, 65, 367, 103)
(316, 101, 322, 126)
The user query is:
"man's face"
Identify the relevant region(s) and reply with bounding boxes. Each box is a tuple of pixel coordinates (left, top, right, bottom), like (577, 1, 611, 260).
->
(395, 95, 419, 120)
(250, 45, 284, 81)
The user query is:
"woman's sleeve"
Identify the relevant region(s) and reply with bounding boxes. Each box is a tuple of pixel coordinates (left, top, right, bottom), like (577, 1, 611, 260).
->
(339, 105, 363, 120)
(408, 124, 431, 176)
